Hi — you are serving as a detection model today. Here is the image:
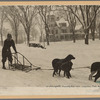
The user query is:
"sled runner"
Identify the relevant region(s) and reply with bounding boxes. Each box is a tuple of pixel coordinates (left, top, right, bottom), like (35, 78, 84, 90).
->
(9, 52, 41, 72)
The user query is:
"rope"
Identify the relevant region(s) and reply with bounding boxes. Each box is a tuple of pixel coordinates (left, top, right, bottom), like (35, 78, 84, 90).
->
(11, 52, 91, 71)
(32, 67, 90, 71)
(32, 68, 53, 70)
(73, 66, 90, 69)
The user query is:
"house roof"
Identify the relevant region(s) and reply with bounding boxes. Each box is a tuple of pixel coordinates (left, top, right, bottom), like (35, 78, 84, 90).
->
(56, 18, 69, 27)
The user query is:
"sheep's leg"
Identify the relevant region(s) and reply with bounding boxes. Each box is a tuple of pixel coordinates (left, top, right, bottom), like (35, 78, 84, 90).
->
(68, 71, 71, 77)
(94, 75, 100, 82)
(66, 71, 70, 79)
(89, 71, 96, 80)
(56, 69, 59, 74)
(53, 71, 56, 77)
(59, 69, 61, 76)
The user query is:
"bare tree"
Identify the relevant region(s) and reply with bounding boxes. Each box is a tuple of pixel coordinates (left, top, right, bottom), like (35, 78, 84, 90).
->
(16, 5, 38, 45)
(90, 6, 98, 41)
(98, 23, 100, 40)
(38, 5, 51, 45)
(96, 10, 100, 40)
(4, 6, 20, 44)
(68, 5, 100, 44)
(48, 5, 77, 43)
(36, 14, 45, 47)
(0, 7, 6, 46)
(64, 6, 77, 43)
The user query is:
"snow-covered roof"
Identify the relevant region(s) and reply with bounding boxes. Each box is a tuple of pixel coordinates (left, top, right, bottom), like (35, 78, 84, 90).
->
(56, 18, 69, 27)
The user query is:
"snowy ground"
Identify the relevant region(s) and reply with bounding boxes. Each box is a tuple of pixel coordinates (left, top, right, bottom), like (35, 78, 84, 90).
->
(0, 39, 100, 87)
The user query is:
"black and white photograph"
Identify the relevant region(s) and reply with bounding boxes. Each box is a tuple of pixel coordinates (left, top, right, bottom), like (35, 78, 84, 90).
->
(0, 4, 100, 95)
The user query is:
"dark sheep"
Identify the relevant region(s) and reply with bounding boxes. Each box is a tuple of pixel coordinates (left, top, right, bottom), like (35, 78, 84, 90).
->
(89, 62, 100, 81)
(52, 54, 75, 77)
(59, 61, 73, 79)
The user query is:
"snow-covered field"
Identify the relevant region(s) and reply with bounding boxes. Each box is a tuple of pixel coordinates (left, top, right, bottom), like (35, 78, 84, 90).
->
(0, 39, 100, 87)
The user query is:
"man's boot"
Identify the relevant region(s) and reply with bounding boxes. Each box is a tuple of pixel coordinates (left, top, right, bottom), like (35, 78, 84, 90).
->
(2, 62, 6, 69)
(9, 60, 12, 66)
(9, 60, 13, 69)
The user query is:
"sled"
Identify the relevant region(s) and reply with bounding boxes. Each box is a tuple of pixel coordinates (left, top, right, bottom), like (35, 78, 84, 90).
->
(9, 52, 41, 72)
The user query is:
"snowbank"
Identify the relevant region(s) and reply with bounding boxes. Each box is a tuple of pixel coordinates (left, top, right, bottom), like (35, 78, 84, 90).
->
(0, 39, 100, 95)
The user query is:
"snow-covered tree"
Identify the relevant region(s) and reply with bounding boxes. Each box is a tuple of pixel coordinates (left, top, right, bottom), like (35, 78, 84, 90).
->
(0, 7, 6, 46)
(68, 5, 100, 44)
(38, 5, 51, 45)
(16, 5, 38, 45)
(3, 6, 20, 44)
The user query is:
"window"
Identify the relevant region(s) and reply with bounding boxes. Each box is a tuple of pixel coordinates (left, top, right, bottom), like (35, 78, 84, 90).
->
(52, 30, 54, 34)
(56, 30, 58, 34)
(50, 24, 55, 27)
(61, 23, 66, 27)
(62, 29, 66, 33)
(51, 17, 55, 21)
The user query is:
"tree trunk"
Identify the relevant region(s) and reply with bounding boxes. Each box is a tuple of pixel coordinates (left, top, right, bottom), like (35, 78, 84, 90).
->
(99, 34, 100, 40)
(42, 34, 45, 48)
(27, 34, 30, 46)
(15, 28, 18, 44)
(45, 26, 50, 45)
(15, 34, 18, 44)
(85, 34, 89, 44)
(46, 33, 49, 45)
(40, 30, 45, 48)
(0, 27, 3, 46)
(84, 29, 89, 44)
(26, 28, 30, 46)
(0, 32, 3, 46)
(0, 19, 3, 46)
(72, 30, 76, 43)
(85, 6, 89, 45)
(91, 19, 96, 41)
(99, 28, 100, 40)
(40, 32, 43, 43)
(91, 30, 95, 41)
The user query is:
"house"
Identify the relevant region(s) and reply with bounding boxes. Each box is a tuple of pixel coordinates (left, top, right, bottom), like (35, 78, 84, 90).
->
(56, 18, 70, 40)
(47, 15, 60, 41)
(47, 15, 70, 41)
(42, 15, 84, 42)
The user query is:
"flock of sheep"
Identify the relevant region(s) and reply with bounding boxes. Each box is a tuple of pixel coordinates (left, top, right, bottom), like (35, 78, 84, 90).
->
(52, 54, 100, 82)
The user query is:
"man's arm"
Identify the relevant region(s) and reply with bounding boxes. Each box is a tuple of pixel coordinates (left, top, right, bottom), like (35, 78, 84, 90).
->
(12, 40, 17, 53)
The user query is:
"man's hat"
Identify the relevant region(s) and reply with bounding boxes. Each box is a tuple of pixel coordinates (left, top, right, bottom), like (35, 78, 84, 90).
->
(7, 33, 12, 38)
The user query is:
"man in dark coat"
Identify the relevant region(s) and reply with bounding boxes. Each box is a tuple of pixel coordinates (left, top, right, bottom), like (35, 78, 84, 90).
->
(2, 33, 17, 69)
